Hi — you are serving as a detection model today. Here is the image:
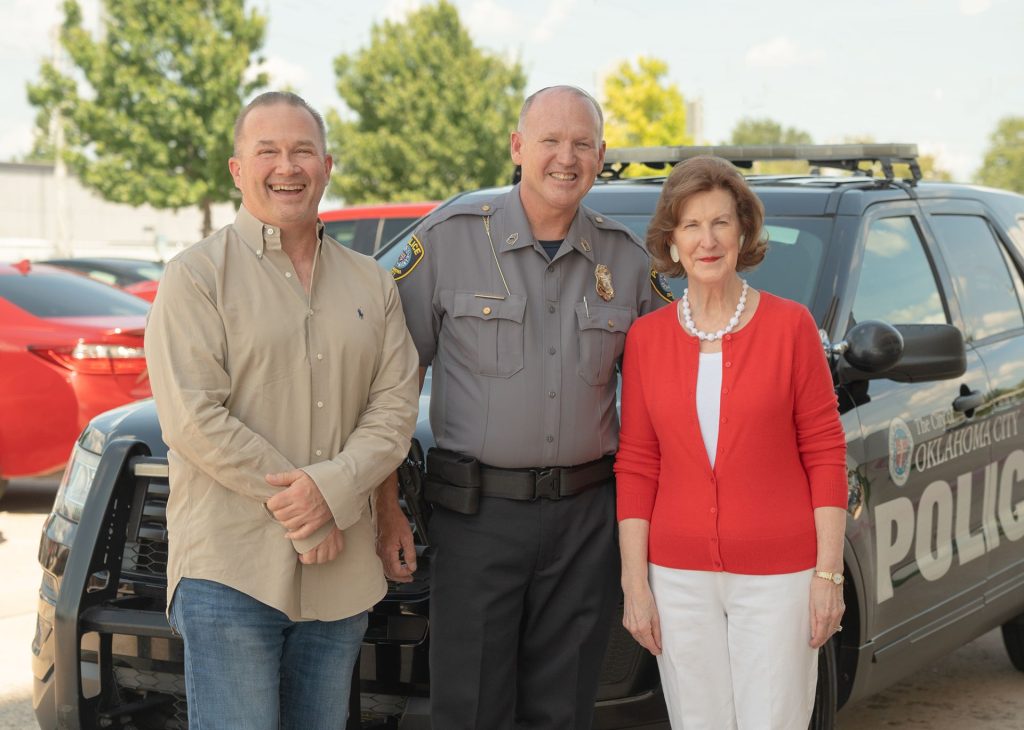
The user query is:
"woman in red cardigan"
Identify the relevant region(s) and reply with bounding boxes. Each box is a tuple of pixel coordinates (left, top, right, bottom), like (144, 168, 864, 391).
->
(615, 156, 847, 729)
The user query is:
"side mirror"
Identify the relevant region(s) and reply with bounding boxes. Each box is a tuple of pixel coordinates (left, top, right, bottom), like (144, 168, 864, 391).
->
(835, 322, 966, 384)
(840, 320, 904, 373)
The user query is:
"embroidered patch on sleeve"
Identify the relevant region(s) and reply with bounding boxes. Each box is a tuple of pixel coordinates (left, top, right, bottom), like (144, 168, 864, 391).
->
(392, 235, 425, 281)
(650, 268, 674, 303)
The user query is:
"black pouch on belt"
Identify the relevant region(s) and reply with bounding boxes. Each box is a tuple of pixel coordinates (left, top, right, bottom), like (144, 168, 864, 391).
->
(424, 448, 481, 515)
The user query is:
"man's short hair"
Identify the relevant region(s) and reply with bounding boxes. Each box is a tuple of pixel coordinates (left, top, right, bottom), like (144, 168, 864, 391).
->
(233, 91, 327, 156)
(517, 85, 604, 139)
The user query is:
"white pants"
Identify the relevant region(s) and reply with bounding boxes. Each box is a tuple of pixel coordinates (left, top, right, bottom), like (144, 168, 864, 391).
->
(649, 565, 818, 730)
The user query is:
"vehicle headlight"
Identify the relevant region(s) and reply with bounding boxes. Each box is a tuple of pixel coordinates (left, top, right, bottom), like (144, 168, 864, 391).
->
(53, 444, 102, 523)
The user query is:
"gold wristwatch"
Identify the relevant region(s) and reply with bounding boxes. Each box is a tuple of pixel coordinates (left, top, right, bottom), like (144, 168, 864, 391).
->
(815, 570, 844, 586)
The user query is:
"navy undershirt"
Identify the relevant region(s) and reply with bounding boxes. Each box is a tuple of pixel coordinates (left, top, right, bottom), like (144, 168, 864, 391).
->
(539, 239, 564, 260)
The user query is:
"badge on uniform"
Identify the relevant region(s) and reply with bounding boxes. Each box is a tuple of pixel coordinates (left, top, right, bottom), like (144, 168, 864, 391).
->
(650, 268, 674, 303)
(392, 235, 425, 281)
(595, 264, 614, 301)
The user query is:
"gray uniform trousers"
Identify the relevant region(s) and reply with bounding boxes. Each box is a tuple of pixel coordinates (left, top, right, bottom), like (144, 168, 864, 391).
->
(428, 483, 620, 730)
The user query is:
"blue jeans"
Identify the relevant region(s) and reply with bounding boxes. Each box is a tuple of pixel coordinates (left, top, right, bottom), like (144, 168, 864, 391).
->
(169, 578, 367, 730)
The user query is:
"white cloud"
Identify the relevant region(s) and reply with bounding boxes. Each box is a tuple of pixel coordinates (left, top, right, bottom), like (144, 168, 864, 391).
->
(465, 0, 523, 38)
(959, 0, 991, 15)
(0, 122, 35, 162)
(745, 37, 824, 69)
(531, 0, 579, 43)
(382, 0, 424, 22)
(247, 55, 309, 90)
(918, 141, 975, 181)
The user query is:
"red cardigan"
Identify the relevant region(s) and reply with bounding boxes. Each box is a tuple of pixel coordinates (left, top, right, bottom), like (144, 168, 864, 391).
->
(615, 292, 847, 575)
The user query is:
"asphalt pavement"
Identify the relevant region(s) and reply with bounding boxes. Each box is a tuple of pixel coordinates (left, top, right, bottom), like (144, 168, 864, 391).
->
(1, 477, 1022, 729)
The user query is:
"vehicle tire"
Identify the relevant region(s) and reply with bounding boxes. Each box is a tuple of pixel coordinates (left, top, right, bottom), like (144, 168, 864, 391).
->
(809, 638, 838, 730)
(1001, 612, 1024, 671)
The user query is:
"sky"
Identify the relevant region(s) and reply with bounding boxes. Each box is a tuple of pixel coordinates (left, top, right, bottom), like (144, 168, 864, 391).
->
(2, 0, 1022, 182)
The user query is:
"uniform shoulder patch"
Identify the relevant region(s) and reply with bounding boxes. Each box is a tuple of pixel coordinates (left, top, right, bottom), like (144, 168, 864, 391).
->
(392, 235, 425, 281)
(650, 268, 674, 303)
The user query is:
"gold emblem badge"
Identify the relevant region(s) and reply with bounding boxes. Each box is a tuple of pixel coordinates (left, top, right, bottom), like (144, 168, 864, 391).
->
(595, 264, 614, 301)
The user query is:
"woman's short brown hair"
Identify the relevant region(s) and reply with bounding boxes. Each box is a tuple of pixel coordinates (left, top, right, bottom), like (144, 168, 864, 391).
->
(646, 156, 767, 278)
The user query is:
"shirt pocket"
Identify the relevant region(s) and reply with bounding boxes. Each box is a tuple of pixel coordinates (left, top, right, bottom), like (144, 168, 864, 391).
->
(575, 303, 633, 385)
(452, 291, 527, 378)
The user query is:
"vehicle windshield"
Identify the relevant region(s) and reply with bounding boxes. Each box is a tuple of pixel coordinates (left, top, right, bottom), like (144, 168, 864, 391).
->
(378, 211, 832, 308)
(0, 272, 151, 317)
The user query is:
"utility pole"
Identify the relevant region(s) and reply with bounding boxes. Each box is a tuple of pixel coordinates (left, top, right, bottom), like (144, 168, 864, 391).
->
(50, 24, 72, 257)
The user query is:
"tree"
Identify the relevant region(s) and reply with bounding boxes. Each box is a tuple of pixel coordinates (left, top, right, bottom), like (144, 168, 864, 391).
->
(27, 0, 268, 237)
(601, 57, 689, 178)
(728, 117, 813, 175)
(976, 116, 1024, 194)
(329, 1, 525, 204)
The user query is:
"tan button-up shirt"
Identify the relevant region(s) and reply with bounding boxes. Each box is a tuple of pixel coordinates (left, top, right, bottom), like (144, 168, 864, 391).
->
(395, 186, 670, 468)
(146, 206, 419, 621)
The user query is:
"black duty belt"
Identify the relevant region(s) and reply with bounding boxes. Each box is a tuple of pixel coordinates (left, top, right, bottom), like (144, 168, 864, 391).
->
(478, 456, 614, 501)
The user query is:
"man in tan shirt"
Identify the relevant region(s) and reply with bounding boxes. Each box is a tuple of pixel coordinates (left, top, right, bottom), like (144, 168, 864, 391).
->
(145, 91, 418, 729)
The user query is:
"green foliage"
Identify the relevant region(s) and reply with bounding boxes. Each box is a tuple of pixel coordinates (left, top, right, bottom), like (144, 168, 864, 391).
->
(728, 117, 813, 175)
(27, 0, 268, 235)
(976, 116, 1024, 194)
(602, 57, 689, 178)
(329, 0, 525, 203)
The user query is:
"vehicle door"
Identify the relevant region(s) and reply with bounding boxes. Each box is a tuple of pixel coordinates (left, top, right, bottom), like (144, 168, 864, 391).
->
(921, 199, 1024, 611)
(836, 202, 992, 680)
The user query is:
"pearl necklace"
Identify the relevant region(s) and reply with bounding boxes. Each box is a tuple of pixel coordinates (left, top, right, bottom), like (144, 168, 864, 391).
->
(681, 279, 749, 341)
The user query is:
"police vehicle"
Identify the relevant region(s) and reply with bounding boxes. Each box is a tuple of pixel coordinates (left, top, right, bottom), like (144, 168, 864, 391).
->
(32, 144, 1024, 729)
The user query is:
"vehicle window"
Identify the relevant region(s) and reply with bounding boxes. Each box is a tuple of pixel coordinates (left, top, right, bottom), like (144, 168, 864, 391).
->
(380, 218, 418, 251)
(84, 270, 120, 287)
(0, 273, 150, 317)
(323, 220, 357, 248)
(851, 217, 946, 326)
(930, 214, 1024, 340)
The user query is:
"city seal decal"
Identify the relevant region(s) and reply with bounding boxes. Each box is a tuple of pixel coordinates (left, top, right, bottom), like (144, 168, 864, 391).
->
(392, 235, 424, 281)
(888, 417, 914, 487)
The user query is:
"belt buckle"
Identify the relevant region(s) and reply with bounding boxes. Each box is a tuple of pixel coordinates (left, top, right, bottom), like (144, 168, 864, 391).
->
(533, 468, 561, 500)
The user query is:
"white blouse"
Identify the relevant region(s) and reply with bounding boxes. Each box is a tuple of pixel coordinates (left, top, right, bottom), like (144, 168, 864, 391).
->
(696, 352, 723, 468)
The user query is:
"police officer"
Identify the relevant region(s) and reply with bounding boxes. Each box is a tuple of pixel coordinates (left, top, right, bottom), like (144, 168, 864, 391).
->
(379, 85, 671, 729)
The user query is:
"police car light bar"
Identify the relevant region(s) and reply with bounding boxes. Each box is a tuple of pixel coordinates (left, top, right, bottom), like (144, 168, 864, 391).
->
(602, 143, 922, 183)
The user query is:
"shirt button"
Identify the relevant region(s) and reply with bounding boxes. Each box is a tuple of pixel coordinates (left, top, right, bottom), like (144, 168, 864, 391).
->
(714, 561, 722, 569)
(315, 449, 323, 456)
(722, 387, 729, 395)
(725, 361, 732, 368)
(548, 305, 556, 313)
(285, 271, 292, 278)
(607, 320, 615, 328)
(266, 227, 275, 235)
(722, 416, 728, 424)
(724, 334, 732, 341)
(307, 309, 314, 317)
(548, 347, 556, 355)
(546, 435, 554, 443)
(317, 401, 324, 408)
(548, 391, 556, 399)
(710, 507, 717, 514)
(317, 353, 323, 360)
(482, 306, 492, 315)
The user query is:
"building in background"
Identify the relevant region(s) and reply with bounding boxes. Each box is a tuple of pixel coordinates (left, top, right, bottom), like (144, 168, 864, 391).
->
(0, 162, 236, 262)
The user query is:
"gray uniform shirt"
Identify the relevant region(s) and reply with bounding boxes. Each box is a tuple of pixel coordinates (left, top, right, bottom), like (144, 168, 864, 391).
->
(395, 186, 671, 469)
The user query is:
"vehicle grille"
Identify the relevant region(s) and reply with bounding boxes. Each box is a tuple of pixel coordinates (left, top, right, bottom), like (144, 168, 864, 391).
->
(121, 474, 169, 581)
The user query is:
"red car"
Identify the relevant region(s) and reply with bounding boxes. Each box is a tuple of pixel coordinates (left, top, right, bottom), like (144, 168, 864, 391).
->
(39, 257, 164, 302)
(320, 201, 438, 255)
(0, 261, 151, 499)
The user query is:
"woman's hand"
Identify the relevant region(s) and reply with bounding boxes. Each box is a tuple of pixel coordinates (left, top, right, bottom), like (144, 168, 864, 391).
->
(623, 584, 663, 656)
(808, 575, 845, 648)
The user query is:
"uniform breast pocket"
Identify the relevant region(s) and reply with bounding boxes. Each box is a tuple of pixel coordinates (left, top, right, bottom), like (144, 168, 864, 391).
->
(452, 291, 527, 378)
(575, 303, 633, 385)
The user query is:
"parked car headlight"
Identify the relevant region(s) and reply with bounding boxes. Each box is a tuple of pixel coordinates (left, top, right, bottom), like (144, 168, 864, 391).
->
(53, 444, 101, 523)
